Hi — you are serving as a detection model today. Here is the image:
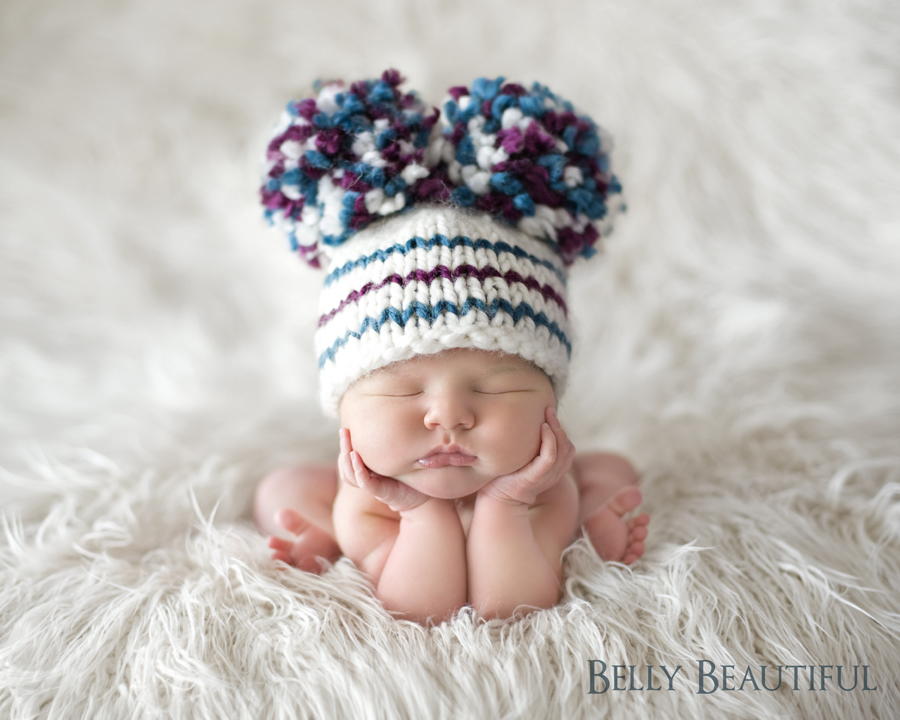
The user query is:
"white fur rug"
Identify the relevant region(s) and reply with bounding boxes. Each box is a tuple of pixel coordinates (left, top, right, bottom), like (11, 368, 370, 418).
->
(2, 1, 898, 718)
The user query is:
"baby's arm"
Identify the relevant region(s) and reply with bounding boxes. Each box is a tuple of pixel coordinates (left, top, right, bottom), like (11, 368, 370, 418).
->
(467, 407, 578, 619)
(376, 499, 466, 625)
(334, 430, 466, 625)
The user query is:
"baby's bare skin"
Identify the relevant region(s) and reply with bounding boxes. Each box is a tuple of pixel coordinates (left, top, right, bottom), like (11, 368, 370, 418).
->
(255, 348, 649, 624)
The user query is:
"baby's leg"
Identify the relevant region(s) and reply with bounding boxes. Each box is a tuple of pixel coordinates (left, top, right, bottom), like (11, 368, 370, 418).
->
(253, 464, 341, 573)
(573, 452, 649, 564)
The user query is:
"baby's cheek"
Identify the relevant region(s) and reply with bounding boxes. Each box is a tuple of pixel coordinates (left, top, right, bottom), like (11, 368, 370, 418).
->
(357, 444, 398, 477)
(357, 430, 411, 477)
(488, 422, 543, 475)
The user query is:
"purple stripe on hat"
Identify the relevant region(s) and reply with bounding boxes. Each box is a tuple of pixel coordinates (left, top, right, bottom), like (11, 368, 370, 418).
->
(317, 264, 567, 328)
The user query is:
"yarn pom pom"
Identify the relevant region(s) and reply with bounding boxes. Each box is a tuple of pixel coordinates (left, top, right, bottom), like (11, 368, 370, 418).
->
(259, 69, 448, 269)
(439, 76, 625, 266)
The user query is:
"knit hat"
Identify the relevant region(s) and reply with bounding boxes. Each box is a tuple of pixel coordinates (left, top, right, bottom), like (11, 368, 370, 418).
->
(259, 69, 625, 418)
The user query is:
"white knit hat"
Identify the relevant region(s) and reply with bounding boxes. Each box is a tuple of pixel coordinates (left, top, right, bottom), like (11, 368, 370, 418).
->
(259, 69, 625, 418)
(313, 203, 573, 417)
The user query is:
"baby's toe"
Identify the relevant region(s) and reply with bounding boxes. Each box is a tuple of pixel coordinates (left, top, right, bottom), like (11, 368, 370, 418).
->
(275, 508, 308, 535)
(630, 525, 649, 541)
(271, 549, 292, 564)
(293, 554, 324, 574)
(268, 536, 292, 552)
(286, 525, 341, 574)
(607, 486, 643, 517)
(625, 540, 645, 561)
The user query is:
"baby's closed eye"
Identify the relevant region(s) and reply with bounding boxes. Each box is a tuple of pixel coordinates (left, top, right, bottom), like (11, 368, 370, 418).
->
(373, 386, 533, 397)
(358, 382, 420, 397)
(474, 388, 531, 394)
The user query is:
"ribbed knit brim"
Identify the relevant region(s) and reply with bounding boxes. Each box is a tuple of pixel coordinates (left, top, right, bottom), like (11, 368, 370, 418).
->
(313, 204, 573, 418)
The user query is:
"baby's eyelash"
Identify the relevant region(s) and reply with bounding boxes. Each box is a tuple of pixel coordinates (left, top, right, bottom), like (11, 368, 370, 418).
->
(378, 389, 530, 397)
(475, 390, 528, 395)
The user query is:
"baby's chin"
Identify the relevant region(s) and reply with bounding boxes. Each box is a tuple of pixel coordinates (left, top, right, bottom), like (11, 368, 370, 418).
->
(396, 465, 492, 500)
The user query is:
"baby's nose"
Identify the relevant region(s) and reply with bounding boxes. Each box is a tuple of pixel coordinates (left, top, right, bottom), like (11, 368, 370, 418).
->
(423, 395, 474, 430)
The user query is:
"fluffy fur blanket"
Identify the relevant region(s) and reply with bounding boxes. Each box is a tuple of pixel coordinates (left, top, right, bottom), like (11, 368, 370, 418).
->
(1, 1, 898, 718)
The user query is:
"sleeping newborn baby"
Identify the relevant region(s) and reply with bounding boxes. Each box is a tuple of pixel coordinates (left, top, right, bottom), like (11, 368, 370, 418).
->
(255, 69, 646, 624)
(254, 347, 649, 624)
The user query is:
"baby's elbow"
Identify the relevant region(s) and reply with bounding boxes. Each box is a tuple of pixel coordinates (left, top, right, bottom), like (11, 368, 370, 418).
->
(378, 593, 464, 626)
(375, 570, 467, 626)
(474, 585, 562, 621)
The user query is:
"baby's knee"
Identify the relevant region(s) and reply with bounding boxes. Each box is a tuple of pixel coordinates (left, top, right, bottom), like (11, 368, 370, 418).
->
(254, 464, 337, 507)
(258, 463, 333, 487)
(256, 466, 297, 498)
(253, 464, 338, 533)
(574, 452, 640, 484)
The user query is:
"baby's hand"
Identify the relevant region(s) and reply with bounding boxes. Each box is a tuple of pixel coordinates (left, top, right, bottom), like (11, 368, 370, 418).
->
(479, 406, 576, 507)
(339, 428, 430, 513)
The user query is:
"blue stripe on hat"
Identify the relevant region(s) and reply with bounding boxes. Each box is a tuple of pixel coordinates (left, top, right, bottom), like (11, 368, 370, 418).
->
(318, 298, 572, 368)
(323, 234, 567, 288)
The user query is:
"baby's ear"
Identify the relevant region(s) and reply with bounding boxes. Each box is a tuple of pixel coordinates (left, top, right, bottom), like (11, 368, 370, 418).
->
(437, 76, 626, 266)
(258, 68, 449, 269)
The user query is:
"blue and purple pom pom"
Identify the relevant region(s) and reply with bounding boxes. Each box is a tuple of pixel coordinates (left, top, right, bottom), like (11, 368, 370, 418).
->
(259, 69, 449, 269)
(439, 76, 624, 266)
(260, 69, 625, 269)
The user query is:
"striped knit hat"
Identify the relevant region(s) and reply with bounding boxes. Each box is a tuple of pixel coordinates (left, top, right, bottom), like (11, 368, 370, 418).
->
(259, 69, 625, 418)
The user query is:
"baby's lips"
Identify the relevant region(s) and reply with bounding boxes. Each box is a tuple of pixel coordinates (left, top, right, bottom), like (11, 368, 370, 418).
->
(416, 453, 477, 469)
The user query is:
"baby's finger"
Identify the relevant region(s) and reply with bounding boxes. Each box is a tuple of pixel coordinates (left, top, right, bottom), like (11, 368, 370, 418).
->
(338, 450, 357, 487)
(337, 429, 351, 485)
(350, 451, 373, 490)
(490, 422, 556, 499)
(546, 408, 576, 467)
(341, 427, 355, 453)
(547, 407, 573, 447)
(561, 433, 576, 465)
(511, 422, 555, 479)
(542, 420, 558, 456)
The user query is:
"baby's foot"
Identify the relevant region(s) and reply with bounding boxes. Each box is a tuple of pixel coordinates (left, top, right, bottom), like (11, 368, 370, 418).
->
(582, 486, 649, 564)
(267, 508, 341, 573)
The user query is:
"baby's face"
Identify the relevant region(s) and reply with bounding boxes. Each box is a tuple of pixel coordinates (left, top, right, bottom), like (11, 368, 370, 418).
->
(338, 348, 556, 500)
